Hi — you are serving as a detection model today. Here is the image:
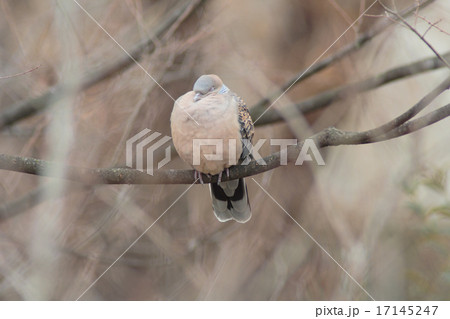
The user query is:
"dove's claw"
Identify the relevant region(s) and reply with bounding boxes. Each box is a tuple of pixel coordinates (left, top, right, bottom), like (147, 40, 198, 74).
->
(194, 170, 204, 184)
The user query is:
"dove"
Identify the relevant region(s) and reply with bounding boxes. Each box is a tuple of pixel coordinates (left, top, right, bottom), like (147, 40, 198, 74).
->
(170, 74, 254, 223)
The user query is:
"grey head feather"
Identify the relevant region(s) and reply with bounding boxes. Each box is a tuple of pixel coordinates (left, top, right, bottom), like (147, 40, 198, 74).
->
(193, 74, 228, 102)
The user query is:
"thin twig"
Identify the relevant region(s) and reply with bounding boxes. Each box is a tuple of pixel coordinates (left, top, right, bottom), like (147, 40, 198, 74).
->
(378, 0, 450, 69)
(0, 65, 41, 79)
(416, 15, 450, 36)
(422, 19, 441, 38)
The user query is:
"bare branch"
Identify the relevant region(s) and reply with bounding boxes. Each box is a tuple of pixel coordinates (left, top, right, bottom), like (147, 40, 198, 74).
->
(0, 0, 206, 130)
(313, 75, 450, 145)
(376, 103, 450, 141)
(378, 0, 450, 68)
(312, 103, 450, 147)
(254, 52, 450, 125)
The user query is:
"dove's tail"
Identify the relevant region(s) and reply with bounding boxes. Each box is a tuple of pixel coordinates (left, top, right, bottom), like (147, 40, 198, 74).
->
(210, 178, 251, 223)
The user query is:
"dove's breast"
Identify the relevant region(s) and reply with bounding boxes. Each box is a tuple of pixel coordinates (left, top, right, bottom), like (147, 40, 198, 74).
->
(170, 92, 243, 175)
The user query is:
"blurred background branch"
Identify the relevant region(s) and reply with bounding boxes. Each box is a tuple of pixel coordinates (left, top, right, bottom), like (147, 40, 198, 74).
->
(0, 0, 206, 130)
(0, 0, 435, 131)
(249, 0, 436, 117)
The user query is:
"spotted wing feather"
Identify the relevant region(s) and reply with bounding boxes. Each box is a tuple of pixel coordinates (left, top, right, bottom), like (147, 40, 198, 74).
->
(234, 95, 254, 161)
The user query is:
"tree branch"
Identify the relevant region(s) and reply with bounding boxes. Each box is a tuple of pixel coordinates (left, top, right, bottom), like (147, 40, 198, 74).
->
(1, 78, 449, 185)
(253, 51, 450, 125)
(1, 106, 448, 185)
(0, 0, 206, 130)
(311, 103, 450, 147)
(319, 75, 450, 144)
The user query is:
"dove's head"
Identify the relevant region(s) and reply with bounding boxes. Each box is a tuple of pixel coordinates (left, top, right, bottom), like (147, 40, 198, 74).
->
(193, 74, 229, 102)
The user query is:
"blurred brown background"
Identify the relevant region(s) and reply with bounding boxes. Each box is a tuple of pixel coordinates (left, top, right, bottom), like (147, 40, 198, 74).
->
(0, 0, 449, 300)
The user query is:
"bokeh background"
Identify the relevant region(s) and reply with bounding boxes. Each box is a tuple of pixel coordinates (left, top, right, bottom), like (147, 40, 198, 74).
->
(0, 0, 449, 300)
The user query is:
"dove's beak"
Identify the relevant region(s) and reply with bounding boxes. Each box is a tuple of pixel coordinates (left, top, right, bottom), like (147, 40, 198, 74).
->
(193, 93, 201, 102)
